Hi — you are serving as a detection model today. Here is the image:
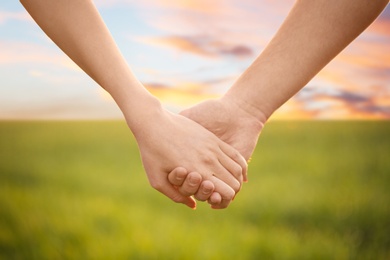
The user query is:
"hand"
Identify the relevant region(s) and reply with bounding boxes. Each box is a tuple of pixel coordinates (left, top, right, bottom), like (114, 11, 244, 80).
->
(130, 106, 247, 209)
(167, 97, 265, 207)
(181, 97, 265, 161)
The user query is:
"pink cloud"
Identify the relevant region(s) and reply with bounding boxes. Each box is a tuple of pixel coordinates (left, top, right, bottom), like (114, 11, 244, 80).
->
(0, 40, 81, 72)
(0, 10, 32, 24)
(291, 86, 390, 119)
(124, 0, 297, 67)
(139, 35, 254, 59)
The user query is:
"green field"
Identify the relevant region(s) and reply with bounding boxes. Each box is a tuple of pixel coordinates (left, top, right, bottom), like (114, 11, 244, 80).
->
(0, 121, 389, 259)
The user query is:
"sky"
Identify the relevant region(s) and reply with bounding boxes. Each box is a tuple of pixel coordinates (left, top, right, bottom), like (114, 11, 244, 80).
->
(0, 1, 389, 120)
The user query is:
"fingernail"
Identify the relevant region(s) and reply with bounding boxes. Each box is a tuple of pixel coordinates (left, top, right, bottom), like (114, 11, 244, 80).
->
(187, 202, 196, 210)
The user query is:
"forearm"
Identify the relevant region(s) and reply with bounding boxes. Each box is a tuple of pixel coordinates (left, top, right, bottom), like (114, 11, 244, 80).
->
(20, 0, 160, 129)
(225, 0, 388, 120)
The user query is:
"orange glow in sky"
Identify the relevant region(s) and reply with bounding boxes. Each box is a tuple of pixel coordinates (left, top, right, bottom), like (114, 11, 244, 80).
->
(0, 1, 389, 119)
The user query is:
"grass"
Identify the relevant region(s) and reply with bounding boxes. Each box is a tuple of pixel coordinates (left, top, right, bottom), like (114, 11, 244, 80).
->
(0, 120, 389, 259)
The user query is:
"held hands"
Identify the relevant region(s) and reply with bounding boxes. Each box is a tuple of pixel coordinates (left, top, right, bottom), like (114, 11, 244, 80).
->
(168, 167, 223, 208)
(168, 97, 266, 208)
(23, 0, 386, 211)
(131, 106, 248, 209)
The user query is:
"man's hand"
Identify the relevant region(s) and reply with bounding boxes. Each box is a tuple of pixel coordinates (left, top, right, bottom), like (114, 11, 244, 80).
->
(181, 98, 265, 162)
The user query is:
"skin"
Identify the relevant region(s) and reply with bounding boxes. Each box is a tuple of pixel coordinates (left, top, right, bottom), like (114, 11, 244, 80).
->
(169, 0, 389, 207)
(20, 0, 248, 209)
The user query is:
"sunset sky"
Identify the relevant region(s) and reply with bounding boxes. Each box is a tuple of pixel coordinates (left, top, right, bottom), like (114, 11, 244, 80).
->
(0, 1, 389, 120)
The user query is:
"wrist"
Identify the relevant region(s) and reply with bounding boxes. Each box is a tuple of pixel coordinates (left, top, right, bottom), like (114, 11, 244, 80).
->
(222, 92, 268, 126)
(122, 94, 163, 137)
(107, 81, 163, 136)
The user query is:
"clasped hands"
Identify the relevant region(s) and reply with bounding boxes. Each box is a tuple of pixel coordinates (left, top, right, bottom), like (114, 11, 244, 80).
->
(135, 96, 265, 209)
(21, 0, 388, 210)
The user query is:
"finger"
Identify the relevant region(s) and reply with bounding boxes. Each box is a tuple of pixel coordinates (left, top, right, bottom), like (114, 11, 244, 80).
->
(219, 141, 248, 182)
(217, 151, 244, 186)
(194, 180, 215, 201)
(178, 172, 202, 197)
(185, 196, 197, 209)
(211, 163, 241, 194)
(209, 175, 235, 209)
(168, 167, 188, 186)
(207, 192, 222, 205)
(152, 176, 197, 209)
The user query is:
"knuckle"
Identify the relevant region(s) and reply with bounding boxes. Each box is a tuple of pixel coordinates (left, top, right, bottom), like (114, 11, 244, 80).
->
(231, 150, 248, 171)
(200, 154, 214, 165)
(200, 181, 214, 194)
(195, 186, 213, 201)
(233, 181, 241, 193)
(188, 172, 202, 186)
(232, 164, 243, 178)
(231, 150, 241, 161)
(222, 190, 235, 202)
(175, 168, 187, 179)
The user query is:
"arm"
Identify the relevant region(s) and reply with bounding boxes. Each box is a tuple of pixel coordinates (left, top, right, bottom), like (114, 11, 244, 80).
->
(20, 0, 248, 209)
(171, 0, 388, 200)
(179, 0, 388, 160)
(224, 0, 389, 121)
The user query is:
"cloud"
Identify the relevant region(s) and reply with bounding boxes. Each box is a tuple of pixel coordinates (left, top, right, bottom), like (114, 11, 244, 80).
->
(124, 0, 295, 60)
(291, 86, 390, 119)
(0, 41, 56, 64)
(220, 45, 253, 57)
(336, 39, 390, 71)
(96, 0, 238, 14)
(312, 22, 390, 102)
(0, 40, 81, 72)
(143, 81, 218, 107)
(377, 4, 390, 21)
(138, 35, 253, 59)
(0, 10, 32, 25)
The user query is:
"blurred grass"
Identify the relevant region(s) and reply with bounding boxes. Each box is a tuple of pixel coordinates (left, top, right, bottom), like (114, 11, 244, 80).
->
(0, 120, 389, 259)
